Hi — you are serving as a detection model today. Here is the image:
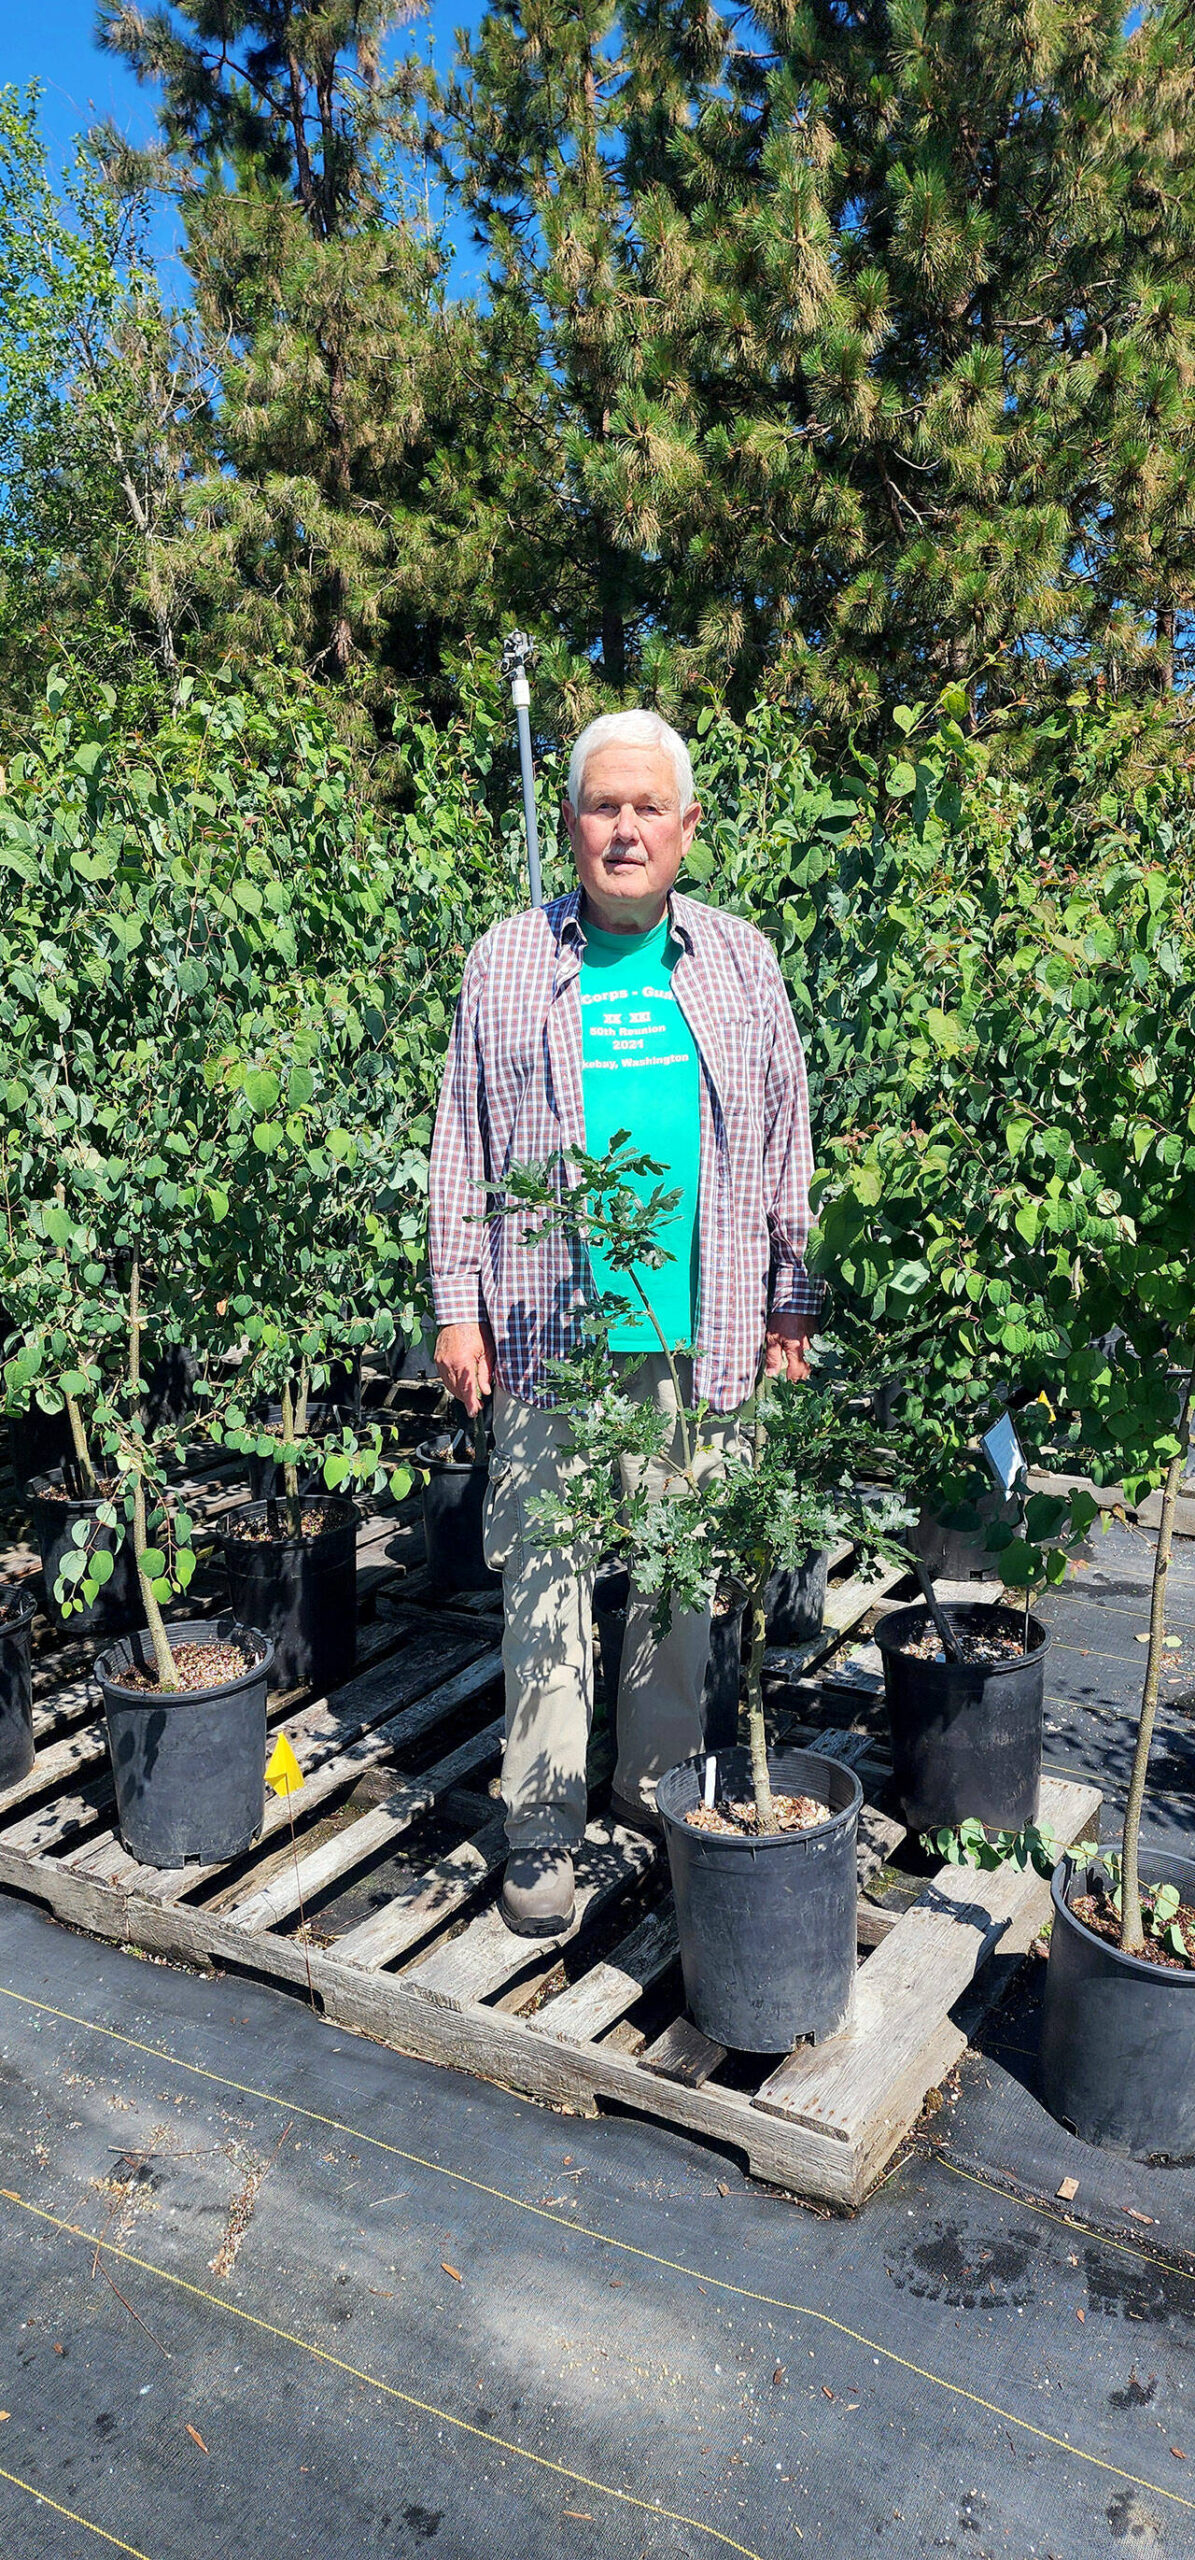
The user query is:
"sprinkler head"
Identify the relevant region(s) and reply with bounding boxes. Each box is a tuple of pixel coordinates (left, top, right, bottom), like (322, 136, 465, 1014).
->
(501, 630, 536, 679)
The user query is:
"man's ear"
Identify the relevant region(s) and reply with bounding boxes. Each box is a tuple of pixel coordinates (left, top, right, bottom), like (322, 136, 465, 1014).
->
(681, 798, 703, 855)
(562, 797, 579, 853)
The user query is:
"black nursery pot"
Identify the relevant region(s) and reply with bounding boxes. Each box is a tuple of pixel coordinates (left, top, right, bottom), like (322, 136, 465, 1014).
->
(418, 1441, 499, 1596)
(96, 1615, 272, 1869)
(874, 1601, 1049, 1833)
(1040, 1848, 1195, 2161)
(657, 1745, 862, 2052)
(0, 1581, 37, 1789)
(27, 1470, 141, 1636)
(7, 1402, 74, 1496)
(765, 1548, 828, 1648)
(217, 1498, 357, 1696)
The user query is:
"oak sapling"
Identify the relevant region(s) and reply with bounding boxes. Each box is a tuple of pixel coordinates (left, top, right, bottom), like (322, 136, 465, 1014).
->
(491, 1142, 911, 1833)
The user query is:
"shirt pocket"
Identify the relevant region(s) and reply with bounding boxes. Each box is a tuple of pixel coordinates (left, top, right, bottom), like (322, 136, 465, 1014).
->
(718, 1014, 769, 1122)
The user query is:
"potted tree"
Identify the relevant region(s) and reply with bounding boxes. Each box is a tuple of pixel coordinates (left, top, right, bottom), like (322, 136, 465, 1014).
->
(495, 1145, 911, 2051)
(871, 1449, 1098, 1834)
(1039, 1351, 1195, 2157)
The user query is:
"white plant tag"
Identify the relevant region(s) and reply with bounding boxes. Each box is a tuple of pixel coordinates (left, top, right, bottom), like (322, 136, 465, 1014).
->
(703, 1756, 717, 1807)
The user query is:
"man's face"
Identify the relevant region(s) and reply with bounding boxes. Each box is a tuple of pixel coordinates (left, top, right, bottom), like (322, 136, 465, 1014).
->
(563, 742, 701, 930)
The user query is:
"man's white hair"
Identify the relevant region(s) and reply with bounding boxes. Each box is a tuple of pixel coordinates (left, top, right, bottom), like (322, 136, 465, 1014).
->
(567, 709, 694, 812)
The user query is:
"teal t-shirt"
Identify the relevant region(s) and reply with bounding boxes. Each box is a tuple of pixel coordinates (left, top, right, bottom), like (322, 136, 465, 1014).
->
(578, 916, 701, 1353)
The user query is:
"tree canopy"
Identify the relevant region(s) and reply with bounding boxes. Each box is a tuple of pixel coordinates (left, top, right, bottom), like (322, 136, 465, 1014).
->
(2, 0, 1194, 754)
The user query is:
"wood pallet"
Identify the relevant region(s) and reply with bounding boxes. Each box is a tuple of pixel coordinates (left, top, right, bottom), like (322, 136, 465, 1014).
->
(0, 1519, 1100, 2208)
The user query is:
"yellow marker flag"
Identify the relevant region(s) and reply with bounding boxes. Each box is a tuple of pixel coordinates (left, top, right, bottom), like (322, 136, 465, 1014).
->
(265, 1732, 304, 1798)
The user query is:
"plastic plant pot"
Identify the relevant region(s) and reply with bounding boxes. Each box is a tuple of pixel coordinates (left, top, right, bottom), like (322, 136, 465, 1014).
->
(217, 1497, 357, 1695)
(7, 1402, 74, 1496)
(0, 1581, 37, 1788)
(1040, 1847, 1195, 2161)
(874, 1600, 1050, 1832)
(656, 1745, 862, 2052)
(27, 1470, 141, 1637)
(95, 1615, 272, 1869)
(418, 1441, 500, 1596)
(765, 1548, 828, 1648)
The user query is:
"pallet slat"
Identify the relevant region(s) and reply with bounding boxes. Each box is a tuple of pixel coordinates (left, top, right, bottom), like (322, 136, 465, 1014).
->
(639, 2016, 726, 2088)
(539, 1905, 678, 2043)
(334, 1815, 509, 1970)
(223, 1720, 503, 1933)
(404, 1820, 658, 2010)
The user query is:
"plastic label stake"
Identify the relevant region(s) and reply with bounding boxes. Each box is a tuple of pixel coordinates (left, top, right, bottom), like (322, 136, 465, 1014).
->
(703, 1756, 717, 1808)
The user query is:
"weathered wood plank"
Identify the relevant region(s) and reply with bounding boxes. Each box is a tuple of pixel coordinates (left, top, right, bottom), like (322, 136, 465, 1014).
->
(639, 2016, 726, 2089)
(752, 1773, 1100, 2148)
(115, 1895, 864, 2203)
(403, 1820, 658, 2011)
(538, 1904, 678, 2043)
(0, 1773, 114, 1859)
(222, 1719, 503, 1932)
(332, 1816, 509, 1970)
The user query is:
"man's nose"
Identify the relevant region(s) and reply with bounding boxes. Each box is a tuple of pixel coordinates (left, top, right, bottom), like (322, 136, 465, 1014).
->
(612, 802, 643, 842)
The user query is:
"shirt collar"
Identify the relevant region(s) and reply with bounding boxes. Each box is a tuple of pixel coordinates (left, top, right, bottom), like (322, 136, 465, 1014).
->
(557, 884, 696, 951)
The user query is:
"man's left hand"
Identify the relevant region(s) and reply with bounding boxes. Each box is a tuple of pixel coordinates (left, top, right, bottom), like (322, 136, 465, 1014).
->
(764, 1316, 812, 1384)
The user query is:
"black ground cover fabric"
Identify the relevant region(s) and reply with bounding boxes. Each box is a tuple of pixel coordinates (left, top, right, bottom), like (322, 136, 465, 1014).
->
(2, 1896, 1195, 2560)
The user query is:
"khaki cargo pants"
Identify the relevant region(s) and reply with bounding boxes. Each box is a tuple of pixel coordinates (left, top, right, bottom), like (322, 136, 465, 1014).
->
(483, 1355, 742, 1851)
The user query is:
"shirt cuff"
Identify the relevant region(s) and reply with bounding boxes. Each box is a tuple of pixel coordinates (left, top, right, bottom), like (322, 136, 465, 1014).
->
(432, 1275, 488, 1327)
(769, 1269, 826, 1324)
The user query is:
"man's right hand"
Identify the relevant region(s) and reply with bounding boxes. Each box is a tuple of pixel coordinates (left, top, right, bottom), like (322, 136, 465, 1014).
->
(434, 1321, 496, 1418)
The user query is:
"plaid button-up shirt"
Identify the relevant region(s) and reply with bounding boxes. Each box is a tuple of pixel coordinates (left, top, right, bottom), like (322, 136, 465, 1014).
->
(428, 885, 823, 1410)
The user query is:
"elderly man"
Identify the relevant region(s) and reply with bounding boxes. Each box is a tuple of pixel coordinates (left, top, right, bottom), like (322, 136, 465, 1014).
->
(430, 708, 822, 1936)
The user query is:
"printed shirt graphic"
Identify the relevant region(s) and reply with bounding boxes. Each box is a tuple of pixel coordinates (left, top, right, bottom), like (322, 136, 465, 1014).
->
(578, 916, 701, 1351)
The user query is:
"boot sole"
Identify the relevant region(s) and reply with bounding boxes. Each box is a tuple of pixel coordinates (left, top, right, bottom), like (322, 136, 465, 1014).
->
(499, 1895, 576, 1940)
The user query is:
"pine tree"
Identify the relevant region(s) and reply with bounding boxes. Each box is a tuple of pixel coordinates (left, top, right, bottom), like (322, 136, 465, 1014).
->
(441, 0, 1195, 725)
(99, 0, 491, 721)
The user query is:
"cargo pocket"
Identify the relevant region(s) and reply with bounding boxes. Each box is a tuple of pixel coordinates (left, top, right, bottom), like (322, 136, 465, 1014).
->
(482, 1452, 524, 1576)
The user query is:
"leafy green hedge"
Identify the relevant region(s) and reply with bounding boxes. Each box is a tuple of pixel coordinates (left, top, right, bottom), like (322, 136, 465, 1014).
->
(3, 673, 1193, 1528)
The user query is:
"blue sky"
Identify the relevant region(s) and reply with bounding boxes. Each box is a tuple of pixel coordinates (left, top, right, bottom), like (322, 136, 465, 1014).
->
(1, 0, 489, 286)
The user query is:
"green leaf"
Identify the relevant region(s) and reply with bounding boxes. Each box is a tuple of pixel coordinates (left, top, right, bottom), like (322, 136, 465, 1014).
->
(887, 760, 917, 798)
(137, 1546, 166, 1578)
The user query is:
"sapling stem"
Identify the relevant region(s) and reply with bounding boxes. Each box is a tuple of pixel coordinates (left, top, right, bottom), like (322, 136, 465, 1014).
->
(627, 1269, 695, 1486)
(64, 1391, 96, 1498)
(128, 1258, 177, 1691)
(746, 1563, 778, 1833)
(1120, 1357, 1195, 1955)
(281, 1377, 298, 1504)
(290, 1358, 311, 1527)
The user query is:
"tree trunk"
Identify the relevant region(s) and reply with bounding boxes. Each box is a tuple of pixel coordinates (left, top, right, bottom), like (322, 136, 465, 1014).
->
(65, 1392, 96, 1498)
(1120, 1358, 1194, 1951)
(128, 1258, 177, 1690)
(281, 1376, 299, 1505)
(745, 1567, 778, 1833)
